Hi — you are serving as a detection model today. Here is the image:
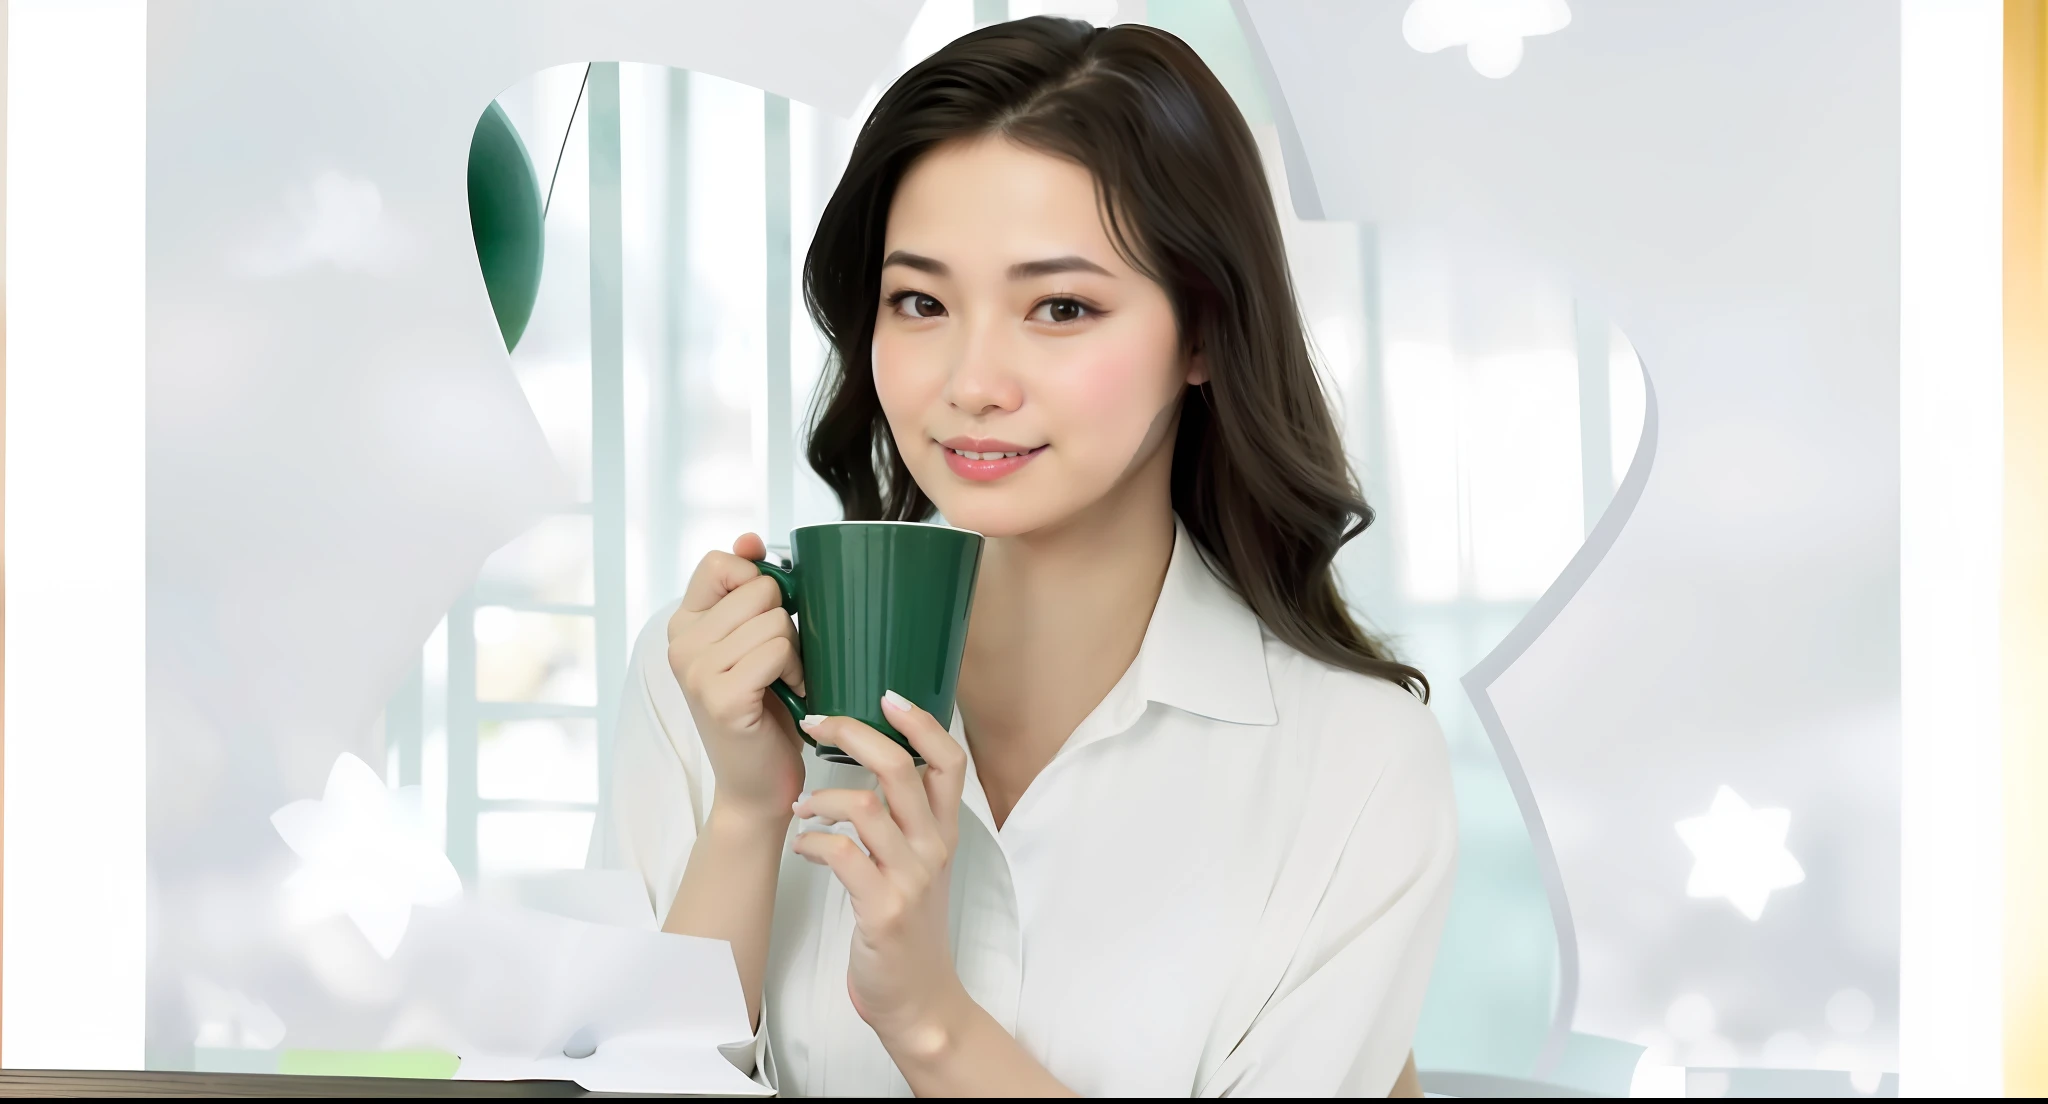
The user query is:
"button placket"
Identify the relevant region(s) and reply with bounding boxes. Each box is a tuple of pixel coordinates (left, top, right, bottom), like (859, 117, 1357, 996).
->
(950, 710, 1025, 1036)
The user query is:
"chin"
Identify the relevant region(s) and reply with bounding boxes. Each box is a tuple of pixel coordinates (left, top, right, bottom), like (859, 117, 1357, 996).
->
(924, 498, 1045, 539)
(920, 482, 1075, 540)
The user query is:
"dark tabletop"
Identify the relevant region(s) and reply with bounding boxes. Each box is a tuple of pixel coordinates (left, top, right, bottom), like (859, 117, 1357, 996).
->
(0, 1069, 738, 1097)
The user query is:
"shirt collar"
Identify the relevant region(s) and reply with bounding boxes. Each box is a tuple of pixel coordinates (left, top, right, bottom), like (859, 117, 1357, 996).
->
(1131, 515, 1278, 727)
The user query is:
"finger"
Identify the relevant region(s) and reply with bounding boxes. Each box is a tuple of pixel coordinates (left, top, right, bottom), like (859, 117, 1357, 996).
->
(730, 532, 767, 562)
(702, 606, 804, 694)
(696, 668, 799, 747)
(678, 543, 775, 616)
(800, 714, 940, 855)
(686, 575, 788, 648)
(791, 827, 891, 903)
(715, 636, 805, 727)
(882, 690, 967, 845)
(793, 787, 919, 872)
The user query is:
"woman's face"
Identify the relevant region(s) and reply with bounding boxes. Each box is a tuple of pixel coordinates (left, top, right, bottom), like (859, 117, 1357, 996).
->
(872, 135, 1204, 539)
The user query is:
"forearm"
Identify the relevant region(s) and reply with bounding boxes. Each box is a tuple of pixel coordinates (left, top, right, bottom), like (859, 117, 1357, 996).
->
(884, 987, 1077, 1098)
(662, 805, 787, 1030)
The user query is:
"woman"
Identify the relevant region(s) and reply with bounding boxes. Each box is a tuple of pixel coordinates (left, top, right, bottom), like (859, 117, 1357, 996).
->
(595, 16, 1455, 1097)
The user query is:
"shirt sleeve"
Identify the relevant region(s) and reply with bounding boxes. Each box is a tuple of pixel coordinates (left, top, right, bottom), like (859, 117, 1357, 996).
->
(584, 602, 783, 1092)
(1198, 697, 1460, 1098)
(585, 598, 713, 924)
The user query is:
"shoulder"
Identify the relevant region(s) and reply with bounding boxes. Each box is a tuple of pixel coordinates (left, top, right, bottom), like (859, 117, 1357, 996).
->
(1262, 634, 1454, 816)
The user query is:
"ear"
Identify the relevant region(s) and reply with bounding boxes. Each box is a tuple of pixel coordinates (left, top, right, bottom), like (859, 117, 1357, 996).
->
(1184, 345, 1210, 387)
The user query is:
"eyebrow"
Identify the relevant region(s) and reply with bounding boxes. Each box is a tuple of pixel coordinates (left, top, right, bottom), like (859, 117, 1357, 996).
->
(881, 250, 1114, 281)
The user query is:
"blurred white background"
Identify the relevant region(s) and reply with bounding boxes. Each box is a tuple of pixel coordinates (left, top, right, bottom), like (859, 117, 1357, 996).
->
(19, 0, 1968, 1086)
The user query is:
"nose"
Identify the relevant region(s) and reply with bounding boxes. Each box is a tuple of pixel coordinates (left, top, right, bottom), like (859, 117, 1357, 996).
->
(941, 311, 1024, 418)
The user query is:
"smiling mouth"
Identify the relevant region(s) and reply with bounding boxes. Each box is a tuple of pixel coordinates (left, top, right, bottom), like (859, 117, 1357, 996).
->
(946, 446, 1044, 460)
(937, 441, 1048, 482)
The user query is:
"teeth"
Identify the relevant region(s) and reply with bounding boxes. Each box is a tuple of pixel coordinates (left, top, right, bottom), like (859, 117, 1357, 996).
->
(952, 449, 1028, 460)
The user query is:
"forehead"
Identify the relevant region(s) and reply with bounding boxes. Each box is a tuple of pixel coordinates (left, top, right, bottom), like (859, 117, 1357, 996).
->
(884, 136, 1123, 267)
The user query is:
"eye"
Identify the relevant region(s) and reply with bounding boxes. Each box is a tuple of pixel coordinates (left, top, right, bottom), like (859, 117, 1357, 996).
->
(887, 291, 946, 319)
(1030, 297, 1095, 325)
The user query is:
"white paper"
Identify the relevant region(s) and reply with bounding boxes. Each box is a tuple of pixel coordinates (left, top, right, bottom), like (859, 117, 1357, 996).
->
(455, 1029, 772, 1096)
(372, 901, 764, 1095)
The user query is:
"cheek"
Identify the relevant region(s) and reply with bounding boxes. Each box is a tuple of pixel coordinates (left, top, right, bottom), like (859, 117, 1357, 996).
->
(871, 331, 942, 428)
(1045, 330, 1180, 450)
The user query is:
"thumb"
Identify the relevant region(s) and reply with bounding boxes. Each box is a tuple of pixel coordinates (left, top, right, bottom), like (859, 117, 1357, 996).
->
(731, 531, 768, 561)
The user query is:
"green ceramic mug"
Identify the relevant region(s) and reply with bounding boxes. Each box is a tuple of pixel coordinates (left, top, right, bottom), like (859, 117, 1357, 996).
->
(753, 522, 983, 766)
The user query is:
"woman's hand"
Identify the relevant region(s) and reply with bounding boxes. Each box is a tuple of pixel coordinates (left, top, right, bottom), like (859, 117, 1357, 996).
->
(791, 692, 972, 1055)
(668, 533, 807, 828)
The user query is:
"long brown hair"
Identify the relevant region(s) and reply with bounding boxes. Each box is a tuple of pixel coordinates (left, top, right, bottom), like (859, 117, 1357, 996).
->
(802, 16, 1427, 701)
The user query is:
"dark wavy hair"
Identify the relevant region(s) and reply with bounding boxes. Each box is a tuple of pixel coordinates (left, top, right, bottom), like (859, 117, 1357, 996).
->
(801, 16, 1427, 701)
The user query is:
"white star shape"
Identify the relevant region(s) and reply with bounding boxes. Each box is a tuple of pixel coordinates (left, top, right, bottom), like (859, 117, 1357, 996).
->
(271, 752, 462, 957)
(1675, 785, 1805, 921)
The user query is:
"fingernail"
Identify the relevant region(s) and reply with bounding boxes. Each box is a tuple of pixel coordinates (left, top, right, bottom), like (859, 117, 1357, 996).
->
(882, 690, 912, 713)
(801, 714, 826, 731)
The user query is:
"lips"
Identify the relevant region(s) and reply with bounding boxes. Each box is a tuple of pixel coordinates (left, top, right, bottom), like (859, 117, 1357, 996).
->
(937, 437, 1047, 482)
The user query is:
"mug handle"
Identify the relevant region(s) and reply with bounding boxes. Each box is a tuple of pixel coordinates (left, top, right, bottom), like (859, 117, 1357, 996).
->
(750, 558, 810, 730)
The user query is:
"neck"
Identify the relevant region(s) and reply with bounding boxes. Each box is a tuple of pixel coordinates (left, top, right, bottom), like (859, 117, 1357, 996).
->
(953, 454, 1178, 825)
(970, 496, 1177, 658)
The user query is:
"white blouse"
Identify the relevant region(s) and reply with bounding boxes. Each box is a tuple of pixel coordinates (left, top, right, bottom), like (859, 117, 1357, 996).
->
(591, 519, 1458, 1096)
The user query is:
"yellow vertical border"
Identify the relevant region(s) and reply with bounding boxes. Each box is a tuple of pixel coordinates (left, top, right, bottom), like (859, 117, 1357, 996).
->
(2007, 1, 2048, 1094)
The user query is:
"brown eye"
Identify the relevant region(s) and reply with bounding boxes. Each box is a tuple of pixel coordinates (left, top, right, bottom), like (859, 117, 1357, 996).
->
(1032, 298, 1093, 324)
(890, 291, 945, 319)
